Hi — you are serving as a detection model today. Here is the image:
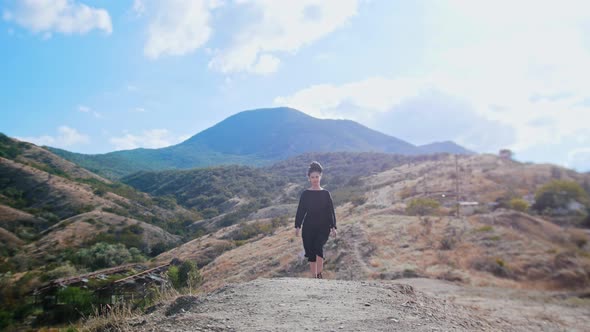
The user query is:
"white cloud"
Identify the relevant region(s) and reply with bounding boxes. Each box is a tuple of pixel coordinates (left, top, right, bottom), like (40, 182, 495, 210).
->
(275, 79, 515, 151)
(132, 0, 146, 17)
(77, 105, 101, 118)
(208, 0, 359, 74)
(420, 0, 590, 151)
(275, 0, 590, 157)
(131, 107, 146, 112)
(177, 134, 192, 142)
(109, 129, 188, 150)
(251, 54, 280, 75)
(141, 0, 360, 74)
(2, 0, 112, 36)
(144, 0, 222, 59)
(16, 126, 90, 147)
(274, 77, 424, 119)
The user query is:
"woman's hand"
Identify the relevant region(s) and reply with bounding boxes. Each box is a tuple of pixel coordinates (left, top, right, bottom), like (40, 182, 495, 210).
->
(295, 227, 300, 237)
(330, 227, 337, 237)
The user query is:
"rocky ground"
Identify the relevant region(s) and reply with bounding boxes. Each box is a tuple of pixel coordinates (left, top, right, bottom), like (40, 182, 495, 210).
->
(117, 276, 590, 332)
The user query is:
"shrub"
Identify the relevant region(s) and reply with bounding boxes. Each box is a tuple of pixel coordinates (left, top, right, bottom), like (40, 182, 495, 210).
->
(167, 266, 180, 289)
(0, 310, 13, 330)
(178, 260, 202, 289)
(168, 260, 202, 290)
(150, 242, 172, 257)
(508, 198, 529, 212)
(532, 180, 590, 213)
(351, 195, 368, 206)
(44, 262, 78, 281)
(72, 242, 144, 270)
(472, 256, 512, 278)
(476, 225, 494, 232)
(155, 195, 177, 209)
(440, 235, 457, 250)
(226, 221, 273, 241)
(56, 286, 94, 319)
(406, 198, 441, 216)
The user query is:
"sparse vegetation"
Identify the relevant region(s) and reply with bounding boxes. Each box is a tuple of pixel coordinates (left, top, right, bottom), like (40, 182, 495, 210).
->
(69, 242, 145, 271)
(509, 198, 529, 212)
(476, 225, 494, 232)
(472, 256, 512, 278)
(0, 133, 28, 159)
(406, 198, 441, 216)
(440, 235, 457, 250)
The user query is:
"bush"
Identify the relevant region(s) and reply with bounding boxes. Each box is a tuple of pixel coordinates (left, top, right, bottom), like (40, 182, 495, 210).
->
(472, 257, 512, 278)
(178, 260, 202, 289)
(150, 242, 172, 257)
(440, 235, 457, 250)
(406, 198, 441, 216)
(44, 262, 78, 281)
(351, 195, 368, 206)
(509, 198, 529, 212)
(168, 260, 202, 290)
(532, 180, 590, 213)
(90, 225, 146, 252)
(0, 310, 13, 330)
(56, 286, 94, 319)
(155, 195, 177, 209)
(226, 221, 273, 241)
(72, 242, 145, 270)
(167, 266, 180, 289)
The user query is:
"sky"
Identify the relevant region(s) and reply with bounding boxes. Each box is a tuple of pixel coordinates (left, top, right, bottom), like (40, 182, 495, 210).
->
(1, 0, 589, 172)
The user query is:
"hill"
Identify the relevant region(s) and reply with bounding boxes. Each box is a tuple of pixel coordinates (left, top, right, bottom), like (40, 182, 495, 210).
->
(45, 107, 473, 179)
(0, 134, 201, 270)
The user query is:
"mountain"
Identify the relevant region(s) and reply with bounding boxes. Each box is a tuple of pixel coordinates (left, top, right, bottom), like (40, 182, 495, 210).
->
(46, 107, 474, 179)
(418, 140, 474, 154)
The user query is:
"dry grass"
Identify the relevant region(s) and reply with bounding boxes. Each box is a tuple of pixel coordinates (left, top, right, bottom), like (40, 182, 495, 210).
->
(79, 286, 182, 332)
(107, 154, 590, 298)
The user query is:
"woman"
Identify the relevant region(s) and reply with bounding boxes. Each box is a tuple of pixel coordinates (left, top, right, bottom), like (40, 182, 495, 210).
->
(294, 161, 337, 279)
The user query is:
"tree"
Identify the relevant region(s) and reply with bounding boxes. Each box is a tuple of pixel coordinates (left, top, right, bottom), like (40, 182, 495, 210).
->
(178, 260, 202, 291)
(499, 149, 513, 160)
(532, 180, 590, 213)
(167, 260, 202, 291)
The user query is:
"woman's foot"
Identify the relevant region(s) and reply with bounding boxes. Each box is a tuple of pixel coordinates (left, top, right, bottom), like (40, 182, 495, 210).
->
(316, 272, 323, 279)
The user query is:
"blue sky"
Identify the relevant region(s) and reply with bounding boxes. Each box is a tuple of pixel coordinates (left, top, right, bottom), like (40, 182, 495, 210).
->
(1, 0, 589, 172)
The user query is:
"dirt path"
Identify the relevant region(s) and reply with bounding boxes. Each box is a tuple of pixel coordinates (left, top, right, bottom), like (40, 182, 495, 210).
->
(123, 277, 560, 332)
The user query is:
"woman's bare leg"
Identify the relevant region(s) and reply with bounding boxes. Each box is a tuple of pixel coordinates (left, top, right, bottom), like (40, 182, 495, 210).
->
(316, 256, 323, 274)
(309, 261, 317, 277)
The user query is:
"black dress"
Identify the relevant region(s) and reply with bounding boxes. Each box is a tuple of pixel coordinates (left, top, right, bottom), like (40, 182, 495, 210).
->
(294, 189, 337, 262)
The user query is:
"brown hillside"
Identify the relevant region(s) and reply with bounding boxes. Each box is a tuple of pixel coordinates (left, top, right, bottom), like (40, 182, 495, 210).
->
(27, 211, 181, 256)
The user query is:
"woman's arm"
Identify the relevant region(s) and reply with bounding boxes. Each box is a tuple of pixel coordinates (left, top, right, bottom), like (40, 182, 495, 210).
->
(294, 191, 307, 229)
(328, 191, 337, 230)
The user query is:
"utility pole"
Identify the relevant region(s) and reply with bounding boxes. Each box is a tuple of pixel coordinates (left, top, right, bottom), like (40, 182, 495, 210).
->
(455, 154, 460, 217)
(424, 170, 429, 197)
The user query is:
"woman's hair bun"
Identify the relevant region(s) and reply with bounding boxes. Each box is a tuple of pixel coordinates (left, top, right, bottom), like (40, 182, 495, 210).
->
(308, 161, 323, 176)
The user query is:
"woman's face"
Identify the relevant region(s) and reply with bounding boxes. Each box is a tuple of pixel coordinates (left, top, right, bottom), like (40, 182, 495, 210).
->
(308, 171, 321, 186)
